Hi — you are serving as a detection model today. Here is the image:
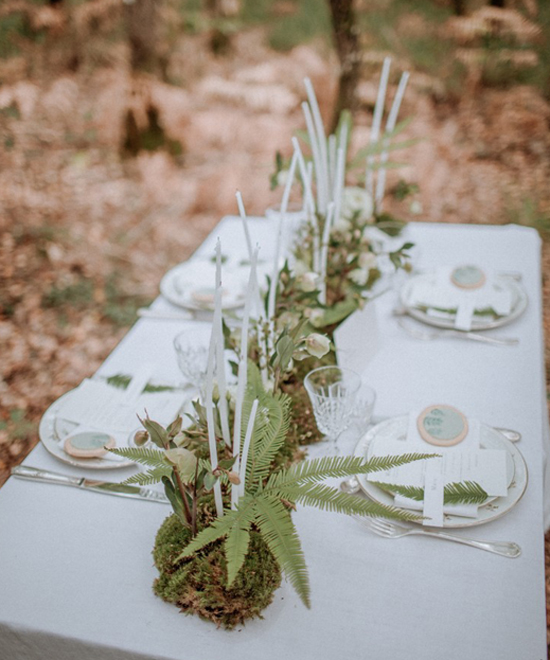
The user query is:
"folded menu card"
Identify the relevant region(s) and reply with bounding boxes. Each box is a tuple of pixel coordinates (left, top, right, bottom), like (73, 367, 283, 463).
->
(404, 267, 512, 331)
(367, 407, 508, 525)
(57, 378, 185, 435)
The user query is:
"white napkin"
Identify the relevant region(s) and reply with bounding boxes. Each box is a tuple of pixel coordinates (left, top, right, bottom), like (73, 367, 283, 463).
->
(57, 378, 184, 435)
(405, 268, 512, 331)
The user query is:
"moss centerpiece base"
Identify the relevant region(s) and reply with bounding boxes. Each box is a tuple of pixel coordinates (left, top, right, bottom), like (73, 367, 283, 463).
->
(153, 514, 282, 629)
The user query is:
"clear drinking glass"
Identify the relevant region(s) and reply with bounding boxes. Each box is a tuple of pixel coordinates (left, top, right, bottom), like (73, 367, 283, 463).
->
(173, 327, 210, 392)
(304, 366, 361, 453)
(350, 383, 377, 437)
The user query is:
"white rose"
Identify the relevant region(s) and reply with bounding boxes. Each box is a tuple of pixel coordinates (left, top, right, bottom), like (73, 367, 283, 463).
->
(341, 186, 374, 223)
(359, 251, 377, 271)
(349, 267, 369, 286)
(292, 259, 309, 277)
(304, 307, 325, 326)
(304, 333, 330, 359)
(299, 271, 319, 293)
(332, 216, 352, 233)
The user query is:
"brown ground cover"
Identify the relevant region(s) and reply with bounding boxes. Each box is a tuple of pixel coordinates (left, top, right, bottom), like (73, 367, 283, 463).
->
(0, 15, 549, 646)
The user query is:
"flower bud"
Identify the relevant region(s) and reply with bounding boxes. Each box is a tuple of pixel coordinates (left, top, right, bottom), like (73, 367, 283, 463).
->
(304, 333, 330, 359)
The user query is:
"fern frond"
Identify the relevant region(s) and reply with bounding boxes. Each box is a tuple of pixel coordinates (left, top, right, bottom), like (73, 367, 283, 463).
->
(224, 502, 257, 586)
(364, 453, 439, 473)
(246, 391, 292, 486)
(265, 454, 432, 492)
(108, 447, 166, 468)
(255, 496, 311, 608)
(175, 497, 256, 561)
(122, 467, 171, 486)
(278, 483, 423, 522)
(371, 480, 488, 505)
(370, 482, 424, 501)
(266, 455, 368, 491)
(444, 481, 488, 505)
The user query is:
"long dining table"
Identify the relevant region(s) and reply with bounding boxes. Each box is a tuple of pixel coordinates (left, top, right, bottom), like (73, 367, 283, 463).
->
(0, 216, 548, 660)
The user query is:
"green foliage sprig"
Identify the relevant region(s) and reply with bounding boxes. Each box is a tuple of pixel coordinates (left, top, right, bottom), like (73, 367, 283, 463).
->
(371, 480, 489, 505)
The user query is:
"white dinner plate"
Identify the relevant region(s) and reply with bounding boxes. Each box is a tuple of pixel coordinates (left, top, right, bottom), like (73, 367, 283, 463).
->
(400, 273, 528, 330)
(353, 415, 528, 528)
(39, 385, 189, 470)
(160, 260, 249, 311)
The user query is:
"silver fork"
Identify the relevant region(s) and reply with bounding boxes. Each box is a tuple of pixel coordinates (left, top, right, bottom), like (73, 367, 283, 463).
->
(396, 317, 518, 347)
(359, 517, 521, 558)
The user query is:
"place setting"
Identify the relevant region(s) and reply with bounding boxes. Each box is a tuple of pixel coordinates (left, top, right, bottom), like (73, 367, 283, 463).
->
(35, 366, 192, 471)
(394, 264, 528, 346)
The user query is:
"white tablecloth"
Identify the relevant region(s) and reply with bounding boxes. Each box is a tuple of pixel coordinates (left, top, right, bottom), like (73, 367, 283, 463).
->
(0, 218, 548, 660)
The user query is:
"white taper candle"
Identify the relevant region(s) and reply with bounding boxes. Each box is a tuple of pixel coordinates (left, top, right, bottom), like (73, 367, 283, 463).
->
(214, 242, 231, 449)
(366, 57, 391, 198)
(304, 78, 329, 214)
(302, 101, 325, 214)
(231, 248, 258, 509)
(235, 190, 253, 262)
(237, 398, 259, 500)
(267, 149, 298, 321)
(319, 202, 335, 305)
(375, 71, 410, 211)
(205, 242, 224, 518)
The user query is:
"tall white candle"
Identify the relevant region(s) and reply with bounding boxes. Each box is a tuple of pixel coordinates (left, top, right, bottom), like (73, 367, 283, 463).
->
(332, 145, 346, 239)
(319, 202, 335, 305)
(328, 133, 336, 191)
(302, 101, 325, 215)
(375, 71, 410, 211)
(235, 190, 253, 262)
(231, 248, 258, 509)
(214, 241, 231, 449)
(267, 149, 298, 321)
(205, 245, 224, 518)
(237, 398, 259, 501)
(292, 137, 315, 219)
(306, 160, 321, 274)
(366, 57, 391, 198)
(304, 78, 329, 214)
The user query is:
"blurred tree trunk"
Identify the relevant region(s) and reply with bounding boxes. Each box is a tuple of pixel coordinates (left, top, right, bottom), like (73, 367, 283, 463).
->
(124, 0, 159, 74)
(122, 0, 166, 156)
(489, 0, 505, 6)
(328, 0, 361, 131)
(452, 0, 466, 15)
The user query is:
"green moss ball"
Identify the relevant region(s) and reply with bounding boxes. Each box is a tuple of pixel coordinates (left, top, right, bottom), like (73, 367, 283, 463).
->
(152, 514, 282, 629)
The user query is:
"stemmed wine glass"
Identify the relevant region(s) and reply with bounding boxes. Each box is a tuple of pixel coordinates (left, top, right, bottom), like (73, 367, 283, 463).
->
(173, 327, 210, 395)
(304, 366, 361, 453)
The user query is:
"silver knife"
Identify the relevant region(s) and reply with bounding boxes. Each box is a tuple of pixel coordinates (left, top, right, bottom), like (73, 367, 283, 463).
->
(11, 465, 169, 504)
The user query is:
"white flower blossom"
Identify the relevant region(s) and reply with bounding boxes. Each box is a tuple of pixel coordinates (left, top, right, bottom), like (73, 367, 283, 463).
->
(359, 251, 377, 271)
(304, 333, 330, 359)
(299, 271, 319, 293)
(341, 186, 374, 224)
(292, 260, 309, 277)
(349, 267, 369, 286)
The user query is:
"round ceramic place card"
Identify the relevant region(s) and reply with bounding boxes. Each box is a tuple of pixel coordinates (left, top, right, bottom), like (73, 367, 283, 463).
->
(450, 265, 486, 290)
(417, 405, 469, 447)
(64, 430, 116, 458)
